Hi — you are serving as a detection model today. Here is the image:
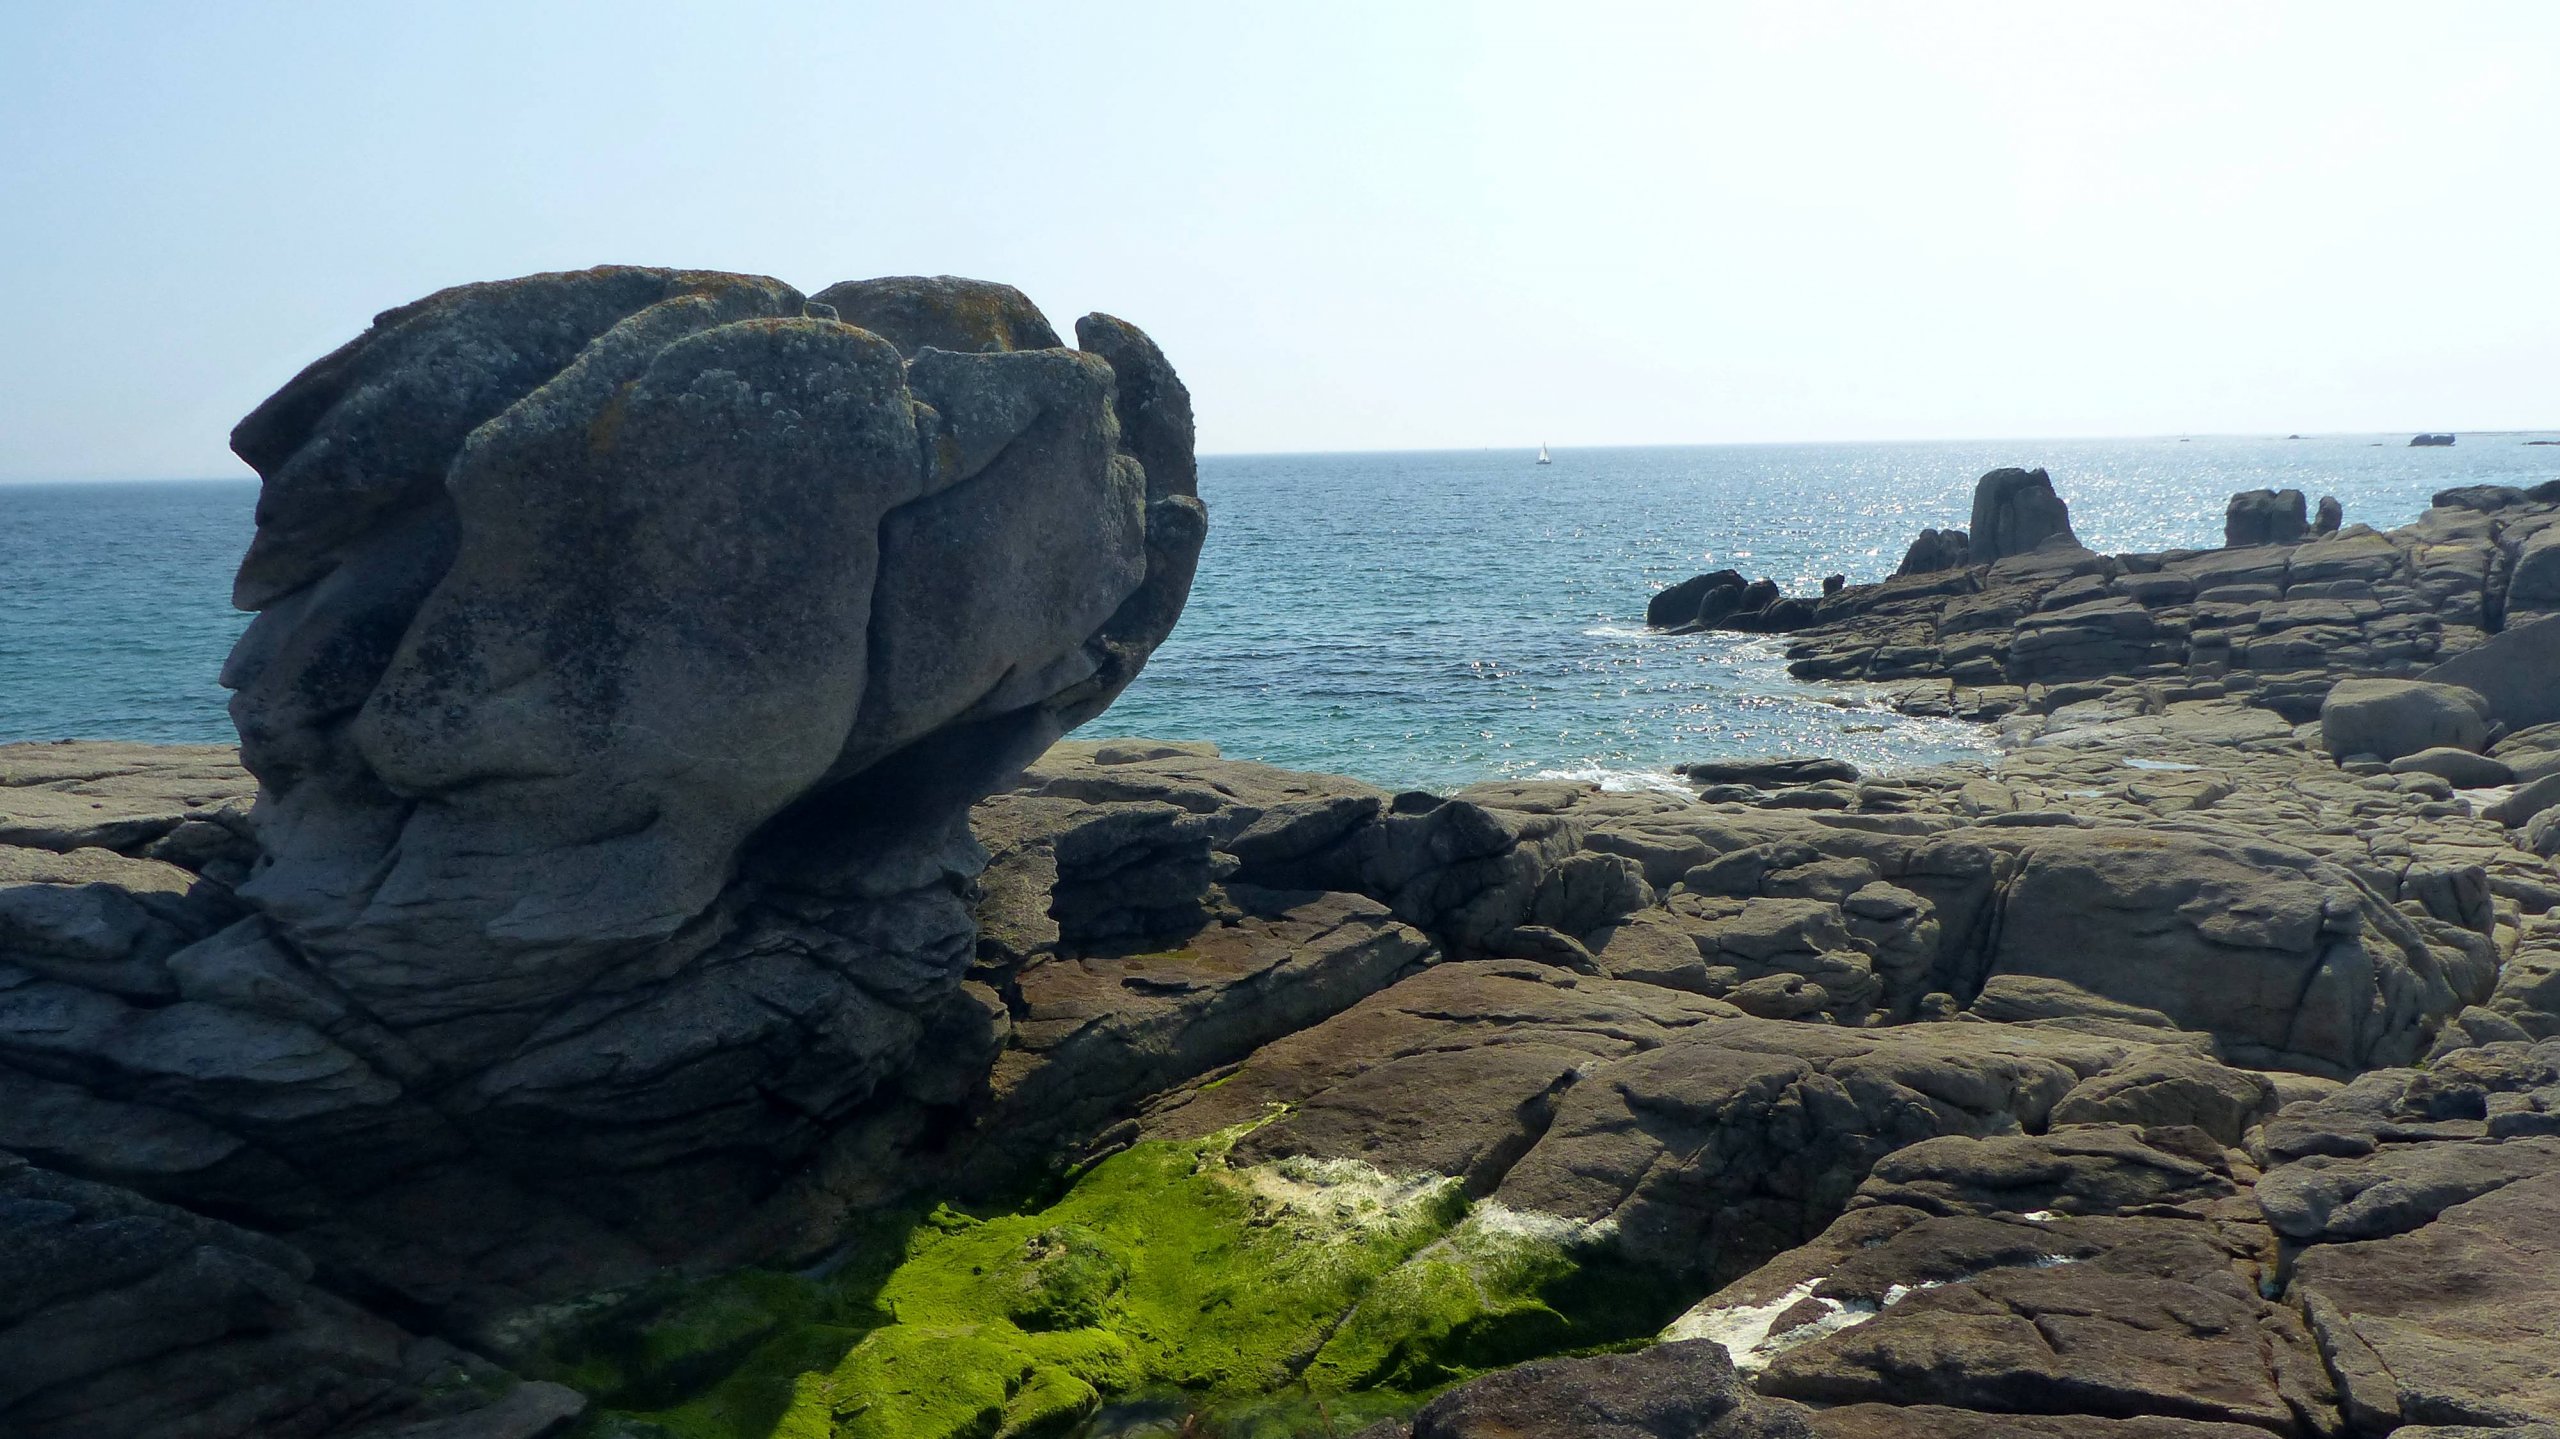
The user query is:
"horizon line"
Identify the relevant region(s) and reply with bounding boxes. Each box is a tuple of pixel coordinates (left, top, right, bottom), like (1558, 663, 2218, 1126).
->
(7, 425, 2556, 484)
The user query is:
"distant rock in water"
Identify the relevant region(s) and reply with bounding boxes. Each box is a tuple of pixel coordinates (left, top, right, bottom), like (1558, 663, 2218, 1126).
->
(1648, 467, 2083, 637)
(2411, 432, 2458, 446)
(1967, 466, 2079, 564)
(1895, 526, 1971, 577)
(2315, 493, 2344, 534)
(1696, 576, 1752, 625)
(1647, 568, 1744, 627)
(2225, 487, 2308, 547)
(1677, 755, 1860, 786)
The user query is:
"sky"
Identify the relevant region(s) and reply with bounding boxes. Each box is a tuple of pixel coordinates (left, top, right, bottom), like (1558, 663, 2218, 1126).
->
(2, 2, 2554, 479)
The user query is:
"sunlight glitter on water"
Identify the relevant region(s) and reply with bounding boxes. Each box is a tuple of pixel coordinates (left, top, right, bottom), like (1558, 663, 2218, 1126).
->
(9, 433, 2557, 789)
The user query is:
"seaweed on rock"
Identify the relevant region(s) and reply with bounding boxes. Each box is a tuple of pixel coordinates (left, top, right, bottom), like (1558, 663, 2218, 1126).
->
(548, 1122, 1683, 1439)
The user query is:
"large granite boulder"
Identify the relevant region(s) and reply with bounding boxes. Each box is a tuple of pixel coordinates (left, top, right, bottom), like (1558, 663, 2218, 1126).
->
(1, 267, 1205, 1347)
(1979, 827, 2488, 1074)
(1650, 568, 1748, 628)
(2423, 613, 2560, 731)
(2320, 678, 2491, 761)
(2507, 526, 2560, 617)
(1968, 468, 2079, 565)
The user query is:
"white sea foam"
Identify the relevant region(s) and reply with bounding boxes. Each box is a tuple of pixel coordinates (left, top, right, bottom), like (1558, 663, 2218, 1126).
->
(1661, 1254, 2083, 1370)
(1661, 1280, 1876, 1373)
(1528, 764, 1694, 795)
(1662, 1279, 1821, 1359)
(1250, 1153, 1454, 1216)
(1461, 1199, 1618, 1247)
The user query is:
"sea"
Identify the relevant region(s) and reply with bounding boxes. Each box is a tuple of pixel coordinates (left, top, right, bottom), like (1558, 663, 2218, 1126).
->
(6, 434, 2556, 792)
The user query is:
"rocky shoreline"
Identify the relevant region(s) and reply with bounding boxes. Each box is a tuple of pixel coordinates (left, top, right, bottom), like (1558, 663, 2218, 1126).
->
(6, 276, 2560, 1439)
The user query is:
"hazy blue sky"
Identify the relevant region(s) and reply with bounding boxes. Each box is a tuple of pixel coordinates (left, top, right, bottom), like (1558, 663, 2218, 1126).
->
(4, 2, 2554, 478)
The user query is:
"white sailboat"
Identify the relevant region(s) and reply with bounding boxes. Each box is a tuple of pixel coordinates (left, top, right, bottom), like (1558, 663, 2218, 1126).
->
(1536, 442, 1552, 465)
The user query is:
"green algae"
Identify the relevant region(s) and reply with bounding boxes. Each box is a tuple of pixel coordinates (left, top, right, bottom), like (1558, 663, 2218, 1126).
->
(560, 1124, 1687, 1439)
(794, 1132, 1466, 1439)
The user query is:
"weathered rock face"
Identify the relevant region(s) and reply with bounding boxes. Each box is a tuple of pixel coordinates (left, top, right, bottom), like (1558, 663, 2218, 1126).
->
(227, 265, 1191, 989)
(1969, 467, 2080, 566)
(803, 274, 1063, 355)
(0, 1153, 583, 1439)
(1, 267, 1205, 1376)
(1982, 827, 2477, 1074)
(220, 265, 1196, 1171)
(17, 694, 2555, 1433)
(1315, 691, 2560, 1435)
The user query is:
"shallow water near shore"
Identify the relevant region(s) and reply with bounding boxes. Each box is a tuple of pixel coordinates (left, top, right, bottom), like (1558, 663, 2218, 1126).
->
(6, 433, 2555, 789)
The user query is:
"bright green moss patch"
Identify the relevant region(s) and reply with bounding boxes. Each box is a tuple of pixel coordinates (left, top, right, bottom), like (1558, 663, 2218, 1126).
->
(789, 1132, 1464, 1439)
(564, 1125, 1688, 1439)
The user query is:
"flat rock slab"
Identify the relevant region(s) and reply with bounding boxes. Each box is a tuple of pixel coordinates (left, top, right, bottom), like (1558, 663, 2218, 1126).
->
(2256, 1135, 2560, 1243)
(1149, 958, 2243, 1286)
(1759, 1259, 2311, 1432)
(1365, 1339, 1814, 1439)
(0, 743, 253, 853)
(1812, 1408, 2283, 1438)
(2292, 1170, 2560, 1429)
(982, 886, 1434, 1164)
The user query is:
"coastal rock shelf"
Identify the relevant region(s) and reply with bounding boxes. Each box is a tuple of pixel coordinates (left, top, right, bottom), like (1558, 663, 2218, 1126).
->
(1650, 469, 2560, 733)
(14, 689, 2560, 1435)
(10, 304, 2560, 1439)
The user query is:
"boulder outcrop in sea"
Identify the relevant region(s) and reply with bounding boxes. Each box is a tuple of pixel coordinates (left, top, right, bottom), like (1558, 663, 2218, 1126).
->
(2225, 486, 2309, 547)
(1664, 469, 2560, 733)
(1967, 465, 2079, 565)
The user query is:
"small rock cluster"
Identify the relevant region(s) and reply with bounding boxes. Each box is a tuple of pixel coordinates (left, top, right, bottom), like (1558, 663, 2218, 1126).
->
(1651, 469, 2560, 735)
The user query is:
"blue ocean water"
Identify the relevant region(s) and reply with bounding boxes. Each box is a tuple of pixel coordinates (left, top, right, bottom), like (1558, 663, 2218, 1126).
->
(6, 434, 2556, 789)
